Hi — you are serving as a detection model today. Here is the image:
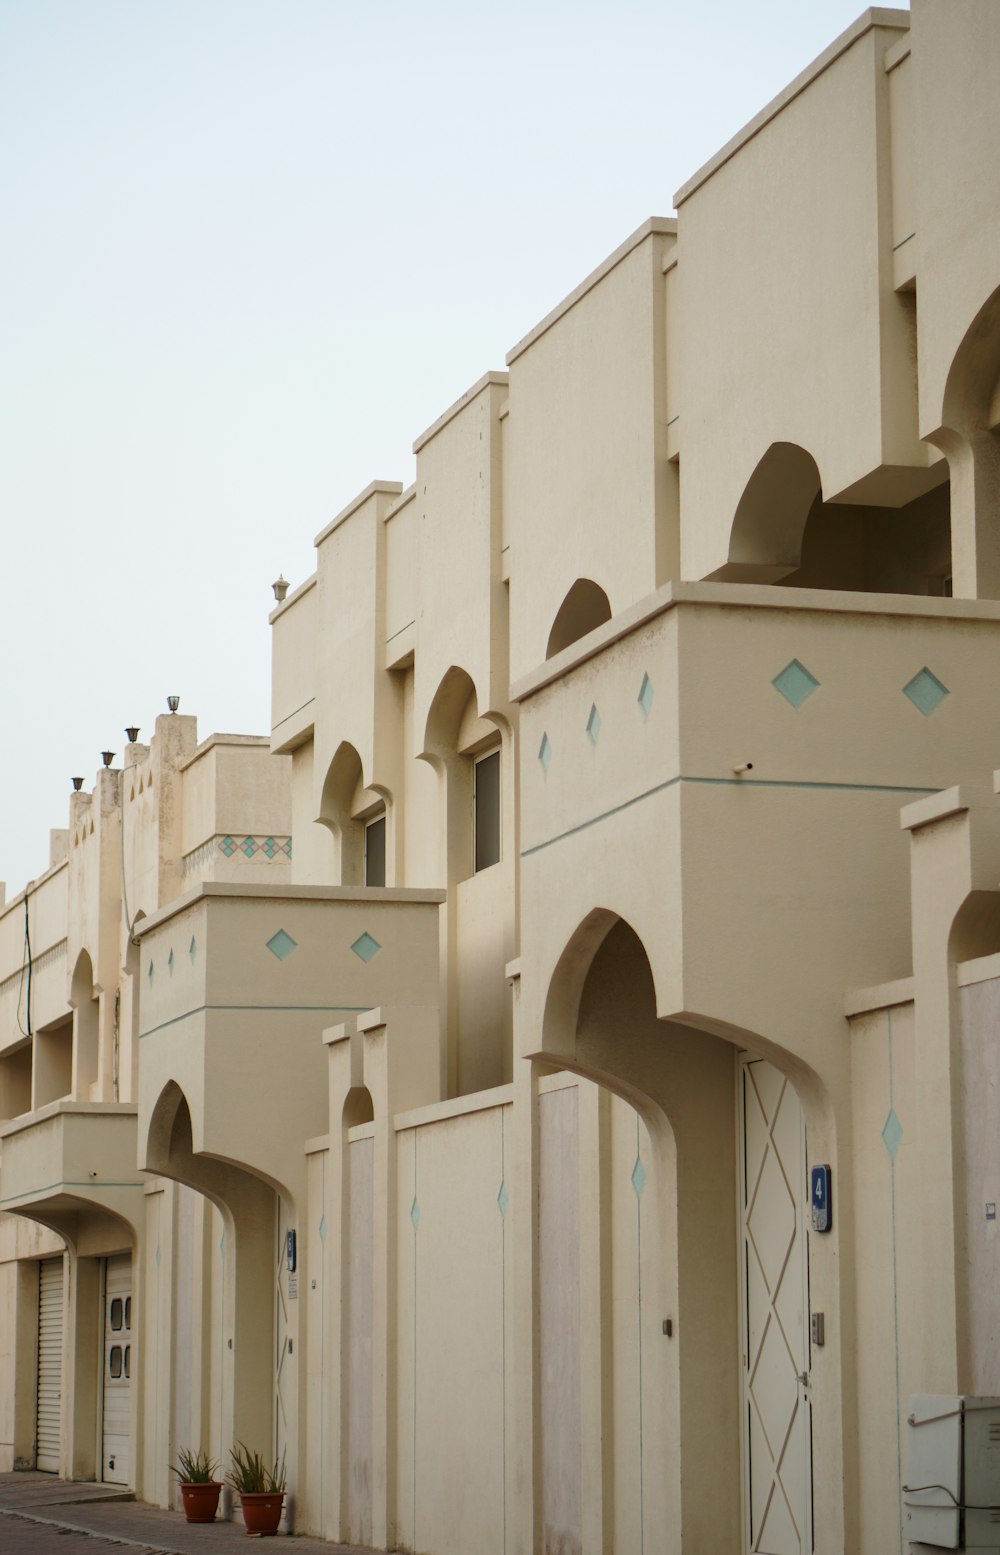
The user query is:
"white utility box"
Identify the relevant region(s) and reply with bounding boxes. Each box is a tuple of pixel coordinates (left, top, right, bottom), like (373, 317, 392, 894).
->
(906, 1395, 1000, 1552)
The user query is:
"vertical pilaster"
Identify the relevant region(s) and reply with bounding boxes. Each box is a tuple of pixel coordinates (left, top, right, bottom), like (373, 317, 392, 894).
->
(507, 968, 540, 1555)
(902, 784, 1000, 1391)
(359, 1002, 443, 1552)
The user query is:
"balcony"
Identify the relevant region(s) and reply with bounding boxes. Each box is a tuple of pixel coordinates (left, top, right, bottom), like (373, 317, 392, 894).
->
(511, 581, 1000, 1060)
(0, 1102, 143, 1247)
(135, 882, 444, 1195)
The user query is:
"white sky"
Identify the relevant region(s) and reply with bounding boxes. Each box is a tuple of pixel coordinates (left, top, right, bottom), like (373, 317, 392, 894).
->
(1, 0, 889, 897)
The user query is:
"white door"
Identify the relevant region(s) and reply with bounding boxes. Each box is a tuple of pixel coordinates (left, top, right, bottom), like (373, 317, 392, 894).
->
(275, 1198, 291, 1468)
(739, 1057, 812, 1554)
(36, 1257, 64, 1473)
(102, 1254, 132, 1484)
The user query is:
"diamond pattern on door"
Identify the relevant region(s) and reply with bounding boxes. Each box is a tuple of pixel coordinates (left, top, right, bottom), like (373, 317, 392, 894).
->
(740, 1058, 811, 1555)
(275, 1200, 291, 1473)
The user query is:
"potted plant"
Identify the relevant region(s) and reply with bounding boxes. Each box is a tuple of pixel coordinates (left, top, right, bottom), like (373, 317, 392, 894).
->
(170, 1446, 223, 1523)
(226, 1442, 287, 1537)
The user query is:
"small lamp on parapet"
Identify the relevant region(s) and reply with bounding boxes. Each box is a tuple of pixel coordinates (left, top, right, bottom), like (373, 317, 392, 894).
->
(71, 777, 84, 792)
(272, 575, 289, 603)
(167, 695, 180, 714)
(101, 751, 115, 768)
(125, 726, 140, 744)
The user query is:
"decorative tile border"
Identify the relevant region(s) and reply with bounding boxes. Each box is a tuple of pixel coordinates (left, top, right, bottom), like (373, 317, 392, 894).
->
(183, 835, 292, 874)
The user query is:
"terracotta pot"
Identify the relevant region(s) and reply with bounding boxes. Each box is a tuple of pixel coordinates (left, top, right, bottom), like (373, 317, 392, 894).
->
(180, 1481, 222, 1523)
(239, 1491, 285, 1536)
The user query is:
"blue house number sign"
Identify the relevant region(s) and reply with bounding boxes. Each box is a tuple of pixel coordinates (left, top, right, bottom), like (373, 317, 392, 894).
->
(811, 1165, 832, 1232)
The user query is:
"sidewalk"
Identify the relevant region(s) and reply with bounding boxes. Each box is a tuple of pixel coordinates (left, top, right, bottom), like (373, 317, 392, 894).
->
(0, 1474, 372, 1553)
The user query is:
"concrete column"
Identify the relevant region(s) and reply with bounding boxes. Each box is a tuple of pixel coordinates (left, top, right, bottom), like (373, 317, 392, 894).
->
(66, 1254, 101, 1481)
(360, 1003, 443, 1552)
(943, 430, 1000, 599)
(902, 784, 1000, 1392)
(508, 968, 539, 1555)
(578, 1082, 613, 1555)
(12, 1259, 41, 1469)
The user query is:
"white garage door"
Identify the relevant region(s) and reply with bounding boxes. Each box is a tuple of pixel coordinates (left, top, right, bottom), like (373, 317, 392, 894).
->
(102, 1254, 132, 1484)
(36, 1257, 64, 1473)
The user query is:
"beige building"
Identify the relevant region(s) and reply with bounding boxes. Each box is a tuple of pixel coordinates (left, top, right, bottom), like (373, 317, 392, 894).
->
(3, 5, 1000, 1552)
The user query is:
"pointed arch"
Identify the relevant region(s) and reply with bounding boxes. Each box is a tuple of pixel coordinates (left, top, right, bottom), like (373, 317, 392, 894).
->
(930, 285, 1000, 598)
(70, 948, 99, 1098)
(546, 579, 612, 660)
(421, 665, 481, 762)
(941, 282, 1000, 436)
(143, 1079, 278, 1461)
(713, 442, 822, 583)
(318, 740, 390, 885)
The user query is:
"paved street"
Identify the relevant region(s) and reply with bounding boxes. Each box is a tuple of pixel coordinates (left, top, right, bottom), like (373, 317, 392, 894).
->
(0, 1475, 371, 1554)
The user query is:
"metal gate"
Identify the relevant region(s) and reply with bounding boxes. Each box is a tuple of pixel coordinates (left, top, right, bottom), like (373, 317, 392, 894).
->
(35, 1257, 64, 1473)
(739, 1057, 812, 1554)
(275, 1198, 291, 1470)
(102, 1253, 132, 1484)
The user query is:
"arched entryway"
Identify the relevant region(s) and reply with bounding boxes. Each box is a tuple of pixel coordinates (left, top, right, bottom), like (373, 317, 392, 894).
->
(144, 1080, 292, 1515)
(532, 913, 816, 1555)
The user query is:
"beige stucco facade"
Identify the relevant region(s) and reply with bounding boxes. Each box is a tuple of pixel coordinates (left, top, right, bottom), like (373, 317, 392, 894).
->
(4, 5, 1000, 1551)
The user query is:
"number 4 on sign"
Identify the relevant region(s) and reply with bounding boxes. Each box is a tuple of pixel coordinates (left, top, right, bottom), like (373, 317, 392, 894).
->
(810, 1165, 832, 1232)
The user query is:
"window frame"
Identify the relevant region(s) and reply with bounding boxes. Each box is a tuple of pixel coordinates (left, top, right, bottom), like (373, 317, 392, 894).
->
(473, 747, 501, 873)
(364, 811, 387, 888)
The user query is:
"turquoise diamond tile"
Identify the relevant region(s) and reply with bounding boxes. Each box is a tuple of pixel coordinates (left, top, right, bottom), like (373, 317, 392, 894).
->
(903, 667, 949, 717)
(155, 1245, 162, 1268)
(264, 837, 277, 858)
(282, 839, 292, 856)
(221, 835, 236, 857)
(410, 1197, 421, 1230)
(242, 837, 256, 857)
(631, 1155, 646, 1198)
(220, 1232, 226, 1257)
(318, 1214, 327, 1243)
(266, 928, 298, 960)
(882, 1108, 903, 1159)
(189, 936, 196, 962)
(538, 732, 552, 773)
(637, 672, 654, 717)
(586, 704, 601, 744)
(772, 659, 820, 709)
(351, 931, 381, 963)
(497, 1181, 510, 1216)
(167, 948, 174, 974)
(147, 959, 154, 985)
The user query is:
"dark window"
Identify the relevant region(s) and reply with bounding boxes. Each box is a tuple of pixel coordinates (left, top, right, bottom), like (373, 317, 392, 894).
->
(124, 1297, 131, 1331)
(365, 815, 386, 887)
(109, 1298, 123, 1331)
(109, 1345, 122, 1379)
(124, 1345, 130, 1378)
(474, 750, 501, 872)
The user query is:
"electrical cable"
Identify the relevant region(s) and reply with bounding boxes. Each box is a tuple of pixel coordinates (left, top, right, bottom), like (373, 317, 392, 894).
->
(16, 885, 33, 1038)
(902, 1482, 1000, 1511)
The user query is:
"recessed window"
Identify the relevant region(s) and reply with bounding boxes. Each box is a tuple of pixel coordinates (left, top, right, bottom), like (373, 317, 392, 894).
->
(474, 750, 501, 872)
(110, 1298, 123, 1331)
(109, 1345, 123, 1379)
(124, 1297, 131, 1331)
(364, 815, 386, 888)
(124, 1345, 130, 1378)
